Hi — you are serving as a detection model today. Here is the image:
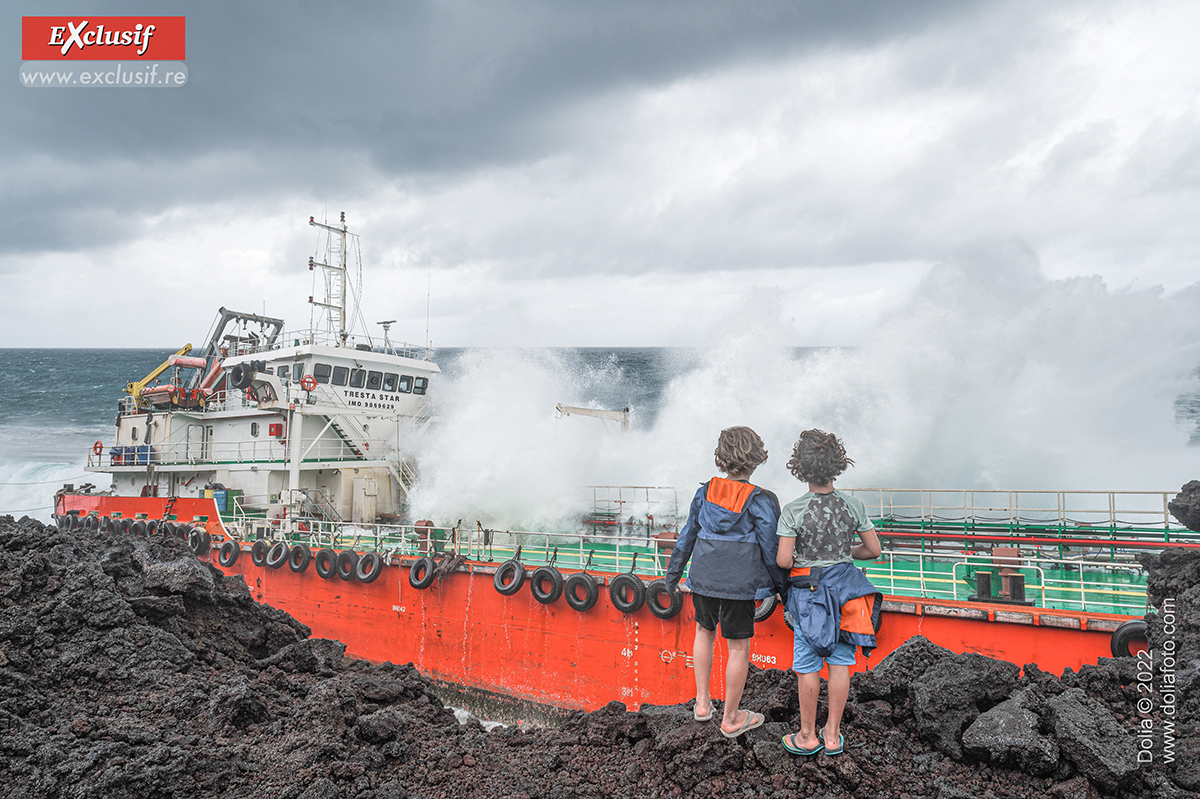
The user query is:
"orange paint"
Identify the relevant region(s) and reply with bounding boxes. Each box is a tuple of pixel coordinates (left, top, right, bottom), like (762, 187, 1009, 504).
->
(56, 493, 1133, 711)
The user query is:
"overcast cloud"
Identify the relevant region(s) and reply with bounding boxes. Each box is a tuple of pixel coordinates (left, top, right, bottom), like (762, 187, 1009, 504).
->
(3, 0, 1199, 347)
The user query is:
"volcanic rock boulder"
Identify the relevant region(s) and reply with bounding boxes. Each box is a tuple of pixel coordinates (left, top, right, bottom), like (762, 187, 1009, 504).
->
(1167, 480, 1200, 531)
(854, 634, 956, 704)
(911, 652, 1020, 759)
(1047, 688, 1138, 793)
(961, 689, 1058, 775)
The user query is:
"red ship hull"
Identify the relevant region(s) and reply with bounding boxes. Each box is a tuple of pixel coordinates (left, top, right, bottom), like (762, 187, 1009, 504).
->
(56, 493, 1130, 711)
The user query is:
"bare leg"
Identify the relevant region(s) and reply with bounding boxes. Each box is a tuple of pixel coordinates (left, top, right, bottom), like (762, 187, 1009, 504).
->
(823, 664, 850, 749)
(720, 637, 752, 732)
(790, 670, 822, 749)
(693, 623, 716, 716)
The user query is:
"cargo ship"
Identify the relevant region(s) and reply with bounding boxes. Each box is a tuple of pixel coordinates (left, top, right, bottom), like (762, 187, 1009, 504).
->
(53, 214, 1200, 712)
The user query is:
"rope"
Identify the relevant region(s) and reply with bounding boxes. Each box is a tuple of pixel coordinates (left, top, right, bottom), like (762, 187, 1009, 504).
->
(1, 506, 53, 514)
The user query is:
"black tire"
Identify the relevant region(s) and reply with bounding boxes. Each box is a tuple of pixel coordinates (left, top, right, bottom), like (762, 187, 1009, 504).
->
(229, 362, 254, 390)
(189, 528, 211, 555)
(754, 594, 778, 623)
(131, 520, 147, 537)
(336, 550, 360, 581)
(289, 545, 311, 573)
(646, 579, 683, 619)
(266, 541, 289, 569)
(564, 572, 600, 612)
(530, 566, 564, 605)
(175, 524, 189, 541)
(783, 609, 795, 631)
(409, 556, 436, 589)
(145, 519, 159, 537)
(83, 515, 97, 531)
(610, 573, 647, 614)
(119, 518, 131, 536)
(315, 548, 338, 579)
(356, 552, 384, 583)
(157, 521, 173, 537)
(98, 516, 110, 533)
(1111, 619, 1149, 657)
(218, 540, 240, 567)
(251, 539, 270, 567)
(493, 560, 526, 596)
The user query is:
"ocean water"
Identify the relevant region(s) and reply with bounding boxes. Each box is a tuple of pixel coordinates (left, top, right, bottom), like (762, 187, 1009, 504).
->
(3, 260, 1200, 526)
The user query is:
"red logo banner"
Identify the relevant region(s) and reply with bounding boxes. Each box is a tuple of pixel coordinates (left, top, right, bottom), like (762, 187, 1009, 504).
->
(22, 17, 185, 60)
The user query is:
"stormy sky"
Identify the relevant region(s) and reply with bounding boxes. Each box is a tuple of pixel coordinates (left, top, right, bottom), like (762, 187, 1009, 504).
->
(4, 0, 1200, 347)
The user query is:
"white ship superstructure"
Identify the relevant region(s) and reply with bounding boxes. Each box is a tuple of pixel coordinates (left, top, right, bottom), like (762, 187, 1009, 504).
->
(90, 213, 438, 530)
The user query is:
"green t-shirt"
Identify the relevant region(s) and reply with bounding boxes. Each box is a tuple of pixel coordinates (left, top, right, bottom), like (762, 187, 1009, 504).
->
(776, 489, 874, 569)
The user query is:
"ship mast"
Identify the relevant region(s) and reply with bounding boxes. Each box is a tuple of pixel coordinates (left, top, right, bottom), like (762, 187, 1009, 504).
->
(308, 211, 350, 347)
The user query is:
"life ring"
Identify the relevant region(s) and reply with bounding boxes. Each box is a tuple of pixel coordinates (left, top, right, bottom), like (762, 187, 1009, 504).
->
(336, 550, 360, 581)
(564, 572, 600, 612)
(530, 566, 564, 605)
(266, 541, 290, 569)
(753, 594, 778, 622)
(315, 548, 338, 579)
(409, 556, 436, 589)
(301, 374, 318, 392)
(645, 579, 683, 619)
(610, 573, 647, 614)
(218, 540, 240, 567)
(93, 440, 104, 455)
(493, 559, 526, 596)
(289, 544, 312, 573)
(356, 552, 384, 583)
(251, 539, 270, 567)
(1110, 619, 1148, 657)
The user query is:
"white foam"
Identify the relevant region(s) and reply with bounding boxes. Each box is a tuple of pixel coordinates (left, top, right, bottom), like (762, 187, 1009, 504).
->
(409, 251, 1200, 527)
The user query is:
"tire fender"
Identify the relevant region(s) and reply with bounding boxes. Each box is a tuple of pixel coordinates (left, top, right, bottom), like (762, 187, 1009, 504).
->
(266, 541, 289, 569)
(493, 560, 526, 596)
(356, 552, 384, 583)
(409, 556, 436, 589)
(530, 566, 564, 605)
(609, 573, 647, 614)
(315, 548, 338, 579)
(289, 544, 312, 573)
(646, 579, 683, 619)
(754, 593, 778, 623)
(1111, 619, 1149, 657)
(564, 572, 600, 612)
(251, 539, 270, 567)
(336, 550, 360, 581)
(218, 540, 240, 567)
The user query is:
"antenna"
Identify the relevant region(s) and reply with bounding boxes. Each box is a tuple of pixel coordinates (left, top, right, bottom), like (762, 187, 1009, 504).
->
(378, 320, 396, 354)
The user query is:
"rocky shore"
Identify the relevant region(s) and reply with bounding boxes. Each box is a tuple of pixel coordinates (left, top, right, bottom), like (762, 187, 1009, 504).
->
(0, 515, 1195, 798)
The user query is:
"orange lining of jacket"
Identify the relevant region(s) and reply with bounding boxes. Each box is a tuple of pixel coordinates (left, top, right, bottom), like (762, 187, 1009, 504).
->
(705, 477, 755, 514)
(786, 567, 875, 635)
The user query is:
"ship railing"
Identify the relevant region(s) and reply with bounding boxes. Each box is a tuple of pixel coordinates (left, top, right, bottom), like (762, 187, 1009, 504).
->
(870, 545, 1148, 615)
(99, 435, 396, 467)
(845, 488, 1193, 544)
(226, 327, 434, 361)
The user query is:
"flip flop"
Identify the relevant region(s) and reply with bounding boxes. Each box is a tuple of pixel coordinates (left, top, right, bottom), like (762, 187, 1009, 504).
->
(720, 710, 765, 739)
(818, 727, 845, 755)
(693, 704, 714, 722)
(781, 732, 823, 756)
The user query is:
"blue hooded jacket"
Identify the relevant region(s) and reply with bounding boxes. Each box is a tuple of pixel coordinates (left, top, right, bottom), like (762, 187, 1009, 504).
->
(786, 562, 882, 658)
(664, 478, 788, 600)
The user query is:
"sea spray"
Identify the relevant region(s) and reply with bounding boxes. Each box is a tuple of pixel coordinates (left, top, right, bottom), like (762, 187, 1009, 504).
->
(411, 249, 1200, 527)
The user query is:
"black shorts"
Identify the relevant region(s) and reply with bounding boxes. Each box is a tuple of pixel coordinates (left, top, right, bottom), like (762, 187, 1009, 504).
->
(692, 593, 755, 640)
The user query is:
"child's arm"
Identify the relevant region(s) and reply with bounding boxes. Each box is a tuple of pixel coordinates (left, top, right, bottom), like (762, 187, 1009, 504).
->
(851, 527, 881, 560)
(664, 488, 704, 593)
(776, 535, 795, 570)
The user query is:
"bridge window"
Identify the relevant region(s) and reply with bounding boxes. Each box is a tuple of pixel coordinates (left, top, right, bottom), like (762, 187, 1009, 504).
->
(277, 365, 289, 380)
(292, 364, 305, 383)
(382, 373, 398, 392)
(313, 363, 331, 384)
(350, 369, 366, 388)
(332, 366, 349, 386)
(413, 377, 428, 396)
(366, 371, 382, 390)
(397, 375, 412, 394)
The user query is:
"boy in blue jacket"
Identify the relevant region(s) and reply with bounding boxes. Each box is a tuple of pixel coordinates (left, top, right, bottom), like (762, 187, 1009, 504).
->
(776, 429, 881, 757)
(665, 426, 788, 738)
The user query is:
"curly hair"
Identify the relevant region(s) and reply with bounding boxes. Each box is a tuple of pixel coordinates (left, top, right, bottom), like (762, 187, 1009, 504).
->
(786, 429, 854, 485)
(714, 426, 768, 475)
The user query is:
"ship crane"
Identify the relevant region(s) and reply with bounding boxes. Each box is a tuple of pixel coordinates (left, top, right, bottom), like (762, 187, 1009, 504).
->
(125, 344, 192, 408)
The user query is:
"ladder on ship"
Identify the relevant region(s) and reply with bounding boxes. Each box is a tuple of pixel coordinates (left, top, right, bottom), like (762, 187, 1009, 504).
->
(293, 488, 343, 523)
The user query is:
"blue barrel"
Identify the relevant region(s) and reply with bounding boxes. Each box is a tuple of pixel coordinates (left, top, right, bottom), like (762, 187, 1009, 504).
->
(212, 490, 227, 512)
